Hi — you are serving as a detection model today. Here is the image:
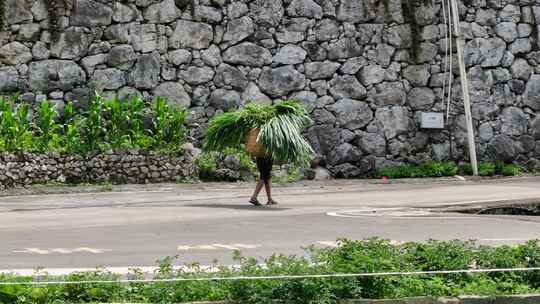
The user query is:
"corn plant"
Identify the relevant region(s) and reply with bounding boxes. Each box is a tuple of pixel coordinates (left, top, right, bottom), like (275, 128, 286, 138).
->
(83, 93, 107, 152)
(0, 97, 34, 152)
(35, 101, 62, 152)
(152, 97, 187, 151)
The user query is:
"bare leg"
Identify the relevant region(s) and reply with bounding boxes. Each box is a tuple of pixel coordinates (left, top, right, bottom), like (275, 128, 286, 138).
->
(264, 179, 277, 205)
(250, 180, 264, 201)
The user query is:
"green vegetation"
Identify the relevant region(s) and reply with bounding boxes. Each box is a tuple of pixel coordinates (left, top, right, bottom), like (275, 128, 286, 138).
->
(2, 239, 540, 303)
(204, 101, 313, 164)
(0, 94, 187, 154)
(377, 161, 522, 179)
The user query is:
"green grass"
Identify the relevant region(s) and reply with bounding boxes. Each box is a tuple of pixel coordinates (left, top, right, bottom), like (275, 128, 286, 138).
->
(2, 239, 540, 303)
(377, 161, 522, 179)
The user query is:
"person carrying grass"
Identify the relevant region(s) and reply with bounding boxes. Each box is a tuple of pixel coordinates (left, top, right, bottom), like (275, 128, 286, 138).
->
(204, 101, 314, 206)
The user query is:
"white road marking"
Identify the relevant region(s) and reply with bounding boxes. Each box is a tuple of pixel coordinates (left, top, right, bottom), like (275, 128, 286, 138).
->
(13, 247, 110, 255)
(177, 243, 261, 251)
(317, 241, 339, 247)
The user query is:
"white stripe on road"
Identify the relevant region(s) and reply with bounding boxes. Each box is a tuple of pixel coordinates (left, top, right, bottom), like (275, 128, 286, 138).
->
(177, 244, 261, 251)
(13, 248, 110, 255)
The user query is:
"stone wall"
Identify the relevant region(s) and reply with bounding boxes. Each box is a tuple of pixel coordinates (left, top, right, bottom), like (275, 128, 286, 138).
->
(1, 0, 540, 177)
(0, 151, 198, 188)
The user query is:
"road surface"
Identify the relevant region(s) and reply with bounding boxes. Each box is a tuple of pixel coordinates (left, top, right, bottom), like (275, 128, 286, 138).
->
(1, 177, 540, 274)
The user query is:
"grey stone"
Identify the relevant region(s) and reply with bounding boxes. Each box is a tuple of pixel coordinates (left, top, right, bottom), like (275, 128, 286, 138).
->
(375, 44, 395, 67)
(31, 0, 48, 22)
(223, 16, 255, 44)
(112, 2, 138, 23)
(130, 52, 160, 89)
(315, 19, 339, 41)
(402, 65, 431, 87)
(6, 0, 33, 24)
(302, 41, 327, 61)
(223, 42, 272, 67)
(531, 117, 540, 140)
(501, 107, 528, 136)
(290, 91, 318, 112)
(179, 67, 215, 85)
(16, 24, 41, 42)
(509, 38, 532, 54)
(201, 45, 222, 67)
(50, 28, 91, 60)
(250, 0, 284, 27)
(384, 24, 412, 48)
(143, 0, 181, 23)
(487, 134, 516, 162)
(242, 82, 271, 104)
(330, 163, 362, 178)
(71, 0, 113, 27)
(312, 108, 336, 125)
(168, 49, 192, 66)
(340, 57, 367, 74)
(29, 60, 86, 93)
(359, 64, 385, 86)
(517, 24, 533, 38)
(228, 2, 249, 19)
(273, 45, 307, 65)
(478, 123, 494, 142)
(107, 45, 137, 70)
(215, 64, 248, 90)
(170, 20, 213, 50)
(328, 143, 363, 167)
(408, 87, 435, 110)
(356, 132, 386, 156)
(330, 75, 367, 100)
(258, 66, 305, 97)
(310, 80, 329, 96)
(0, 42, 32, 65)
(81, 54, 107, 75)
(416, 43, 438, 63)
(153, 82, 191, 108)
(327, 38, 363, 60)
(194, 5, 223, 24)
(209, 89, 242, 111)
(328, 99, 373, 130)
(287, 0, 323, 19)
(337, 0, 375, 23)
(495, 22, 518, 43)
(499, 4, 521, 22)
(305, 61, 340, 80)
(464, 38, 506, 67)
(0, 67, 20, 93)
(32, 42, 50, 61)
(476, 9, 497, 26)
(129, 24, 164, 53)
(510, 58, 532, 81)
(91, 68, 125, 90)
(375, 107, 410, 139)
(276, 30, 305, 44)
(373, 82, 406, 106)
(525, 75, 540, 110)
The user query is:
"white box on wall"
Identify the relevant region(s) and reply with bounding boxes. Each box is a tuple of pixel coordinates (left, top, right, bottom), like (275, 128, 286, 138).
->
(421, 112, 445, 129)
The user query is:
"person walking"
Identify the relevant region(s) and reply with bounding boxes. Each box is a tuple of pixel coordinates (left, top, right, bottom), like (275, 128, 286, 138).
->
(249, 157, 277, 206)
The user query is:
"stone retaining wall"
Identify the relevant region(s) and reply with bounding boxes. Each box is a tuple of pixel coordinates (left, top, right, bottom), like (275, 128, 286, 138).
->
(0, 151, 198, 188)
(1, 0, 540, 177)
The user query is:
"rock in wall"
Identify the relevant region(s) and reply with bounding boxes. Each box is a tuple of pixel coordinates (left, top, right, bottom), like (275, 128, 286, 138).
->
(1, 0, 540, 177)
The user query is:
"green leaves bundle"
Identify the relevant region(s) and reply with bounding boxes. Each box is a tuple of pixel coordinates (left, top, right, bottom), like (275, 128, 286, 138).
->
(204, 101, 314, 164)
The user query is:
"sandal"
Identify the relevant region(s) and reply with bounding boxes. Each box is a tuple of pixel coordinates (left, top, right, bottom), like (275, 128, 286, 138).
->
(249, 198, 262, 206)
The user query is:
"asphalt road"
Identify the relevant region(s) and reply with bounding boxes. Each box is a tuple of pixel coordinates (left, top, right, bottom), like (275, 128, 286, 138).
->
(1, 177, 540, 274)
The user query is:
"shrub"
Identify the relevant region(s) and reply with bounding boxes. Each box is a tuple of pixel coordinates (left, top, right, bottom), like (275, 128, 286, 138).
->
(3, 239, 540, 303)
(376, 161, 458, 179)
(478, 161, 496, 176)
(502, 164, 521, 176)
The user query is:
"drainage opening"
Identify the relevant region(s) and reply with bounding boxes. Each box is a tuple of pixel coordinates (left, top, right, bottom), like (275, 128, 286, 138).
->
(454, 203, 540, 216)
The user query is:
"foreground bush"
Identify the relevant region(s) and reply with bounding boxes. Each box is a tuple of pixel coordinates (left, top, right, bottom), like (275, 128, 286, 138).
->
(2, 239, 540, 303)
(0, 94, 187, 154)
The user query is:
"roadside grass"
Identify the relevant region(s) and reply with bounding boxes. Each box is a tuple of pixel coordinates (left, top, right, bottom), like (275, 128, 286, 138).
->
(2, 239, 540, 303)
(376, 161, 524, 179)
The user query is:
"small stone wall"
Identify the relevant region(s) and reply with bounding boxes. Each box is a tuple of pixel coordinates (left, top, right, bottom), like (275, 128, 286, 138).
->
(0, 151, 198, 188)
(1, 0, 540, 178)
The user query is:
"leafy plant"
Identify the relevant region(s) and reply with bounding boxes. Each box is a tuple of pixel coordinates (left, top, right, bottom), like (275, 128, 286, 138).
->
(0, 97, 34, 152)
(478, 161, 496, 176)
(204, 101, 314, 164)
(152, 97, 187, 151)
(502, 164, 521, 176)
(35, 101, 61, 152)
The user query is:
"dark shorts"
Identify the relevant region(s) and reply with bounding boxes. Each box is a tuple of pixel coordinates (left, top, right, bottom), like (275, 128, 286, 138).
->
(256, 157, 273, 182)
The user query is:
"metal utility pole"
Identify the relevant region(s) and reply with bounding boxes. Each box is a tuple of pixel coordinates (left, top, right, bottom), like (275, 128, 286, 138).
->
(449, 0, 479, 175)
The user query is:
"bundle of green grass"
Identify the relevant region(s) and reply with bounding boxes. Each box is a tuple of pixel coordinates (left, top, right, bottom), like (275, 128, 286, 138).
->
(204, 101, 314, 164)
